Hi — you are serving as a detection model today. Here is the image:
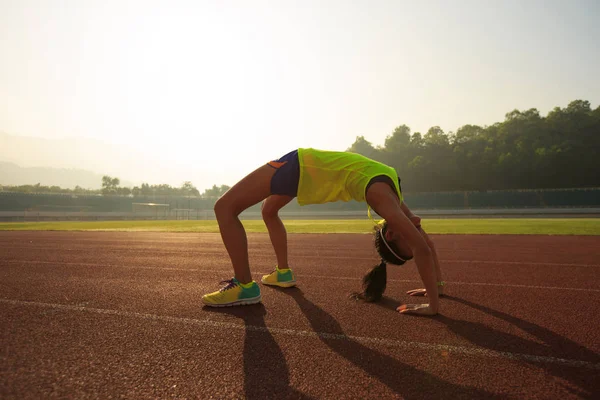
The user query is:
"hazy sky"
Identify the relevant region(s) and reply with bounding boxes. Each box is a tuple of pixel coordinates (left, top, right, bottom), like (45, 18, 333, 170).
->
(1, 0, 599, 189)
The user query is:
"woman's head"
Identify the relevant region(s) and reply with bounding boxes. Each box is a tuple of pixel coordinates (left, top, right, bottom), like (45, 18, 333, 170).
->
(375, 221, 413, 265)
(354, 221, 413, 302)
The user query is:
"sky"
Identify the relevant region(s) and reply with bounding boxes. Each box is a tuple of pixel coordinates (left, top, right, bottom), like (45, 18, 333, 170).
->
(1, 0, 599, 190)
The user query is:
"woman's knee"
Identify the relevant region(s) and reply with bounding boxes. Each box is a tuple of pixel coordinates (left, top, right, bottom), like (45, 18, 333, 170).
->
(261, 200, 278, 221)
(214, 195, 236, 219)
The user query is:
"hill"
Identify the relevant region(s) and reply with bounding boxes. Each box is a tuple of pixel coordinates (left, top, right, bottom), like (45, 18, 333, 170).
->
(0, 162, 132, 189)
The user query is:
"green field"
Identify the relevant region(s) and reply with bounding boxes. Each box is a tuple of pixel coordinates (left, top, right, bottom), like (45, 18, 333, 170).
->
(0, 219, 599, 235)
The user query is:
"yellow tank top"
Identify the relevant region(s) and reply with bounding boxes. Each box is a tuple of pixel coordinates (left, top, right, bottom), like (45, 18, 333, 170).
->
(297, 148, 403, 205)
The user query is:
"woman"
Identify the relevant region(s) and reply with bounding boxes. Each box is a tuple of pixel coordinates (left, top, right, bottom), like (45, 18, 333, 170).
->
(201, 148, 444, 315)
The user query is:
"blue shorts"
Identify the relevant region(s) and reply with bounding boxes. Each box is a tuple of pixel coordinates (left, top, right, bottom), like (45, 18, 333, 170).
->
(267, 150, 300, 197)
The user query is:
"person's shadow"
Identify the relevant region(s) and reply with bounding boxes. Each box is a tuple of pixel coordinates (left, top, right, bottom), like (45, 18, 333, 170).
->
(204, 304, 314, 399)
(376, 295, 600, 399)
(445, 295, 600, 399)
(271, 287, 503, 400)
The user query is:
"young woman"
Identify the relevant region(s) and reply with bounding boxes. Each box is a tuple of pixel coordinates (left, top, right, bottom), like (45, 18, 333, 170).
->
(201, 148, 445, 315)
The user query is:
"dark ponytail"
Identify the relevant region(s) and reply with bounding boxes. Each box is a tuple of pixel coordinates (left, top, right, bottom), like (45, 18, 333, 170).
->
(351, 260, 387, 302)
(351, 220, 410, 303)
(362, 260, 387, 302)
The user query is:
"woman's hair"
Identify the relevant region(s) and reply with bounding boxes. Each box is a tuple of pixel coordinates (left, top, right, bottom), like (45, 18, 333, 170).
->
(352, 221, 411, 302)
(359, 260, 387, 302)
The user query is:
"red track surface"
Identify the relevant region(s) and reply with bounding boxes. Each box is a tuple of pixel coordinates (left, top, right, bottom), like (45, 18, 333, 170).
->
(1, 231, 599, 399)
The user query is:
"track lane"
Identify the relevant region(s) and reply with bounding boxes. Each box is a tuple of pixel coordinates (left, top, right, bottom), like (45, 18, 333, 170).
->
(1, 231, 599, 399)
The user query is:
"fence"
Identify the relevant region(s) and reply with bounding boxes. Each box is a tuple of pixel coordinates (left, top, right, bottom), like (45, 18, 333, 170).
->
(0, 188, 599, 219)
(1, 207, 599, 222)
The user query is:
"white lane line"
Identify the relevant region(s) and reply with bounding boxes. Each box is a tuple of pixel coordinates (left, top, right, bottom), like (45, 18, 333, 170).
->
(1, 298, 598, 370)
(309, 257, 600, 268)
(2, 260, 193, 271)
(442, 259, 600, 268)
(446, 281, 600, 292)
(3, 260, 600, 293)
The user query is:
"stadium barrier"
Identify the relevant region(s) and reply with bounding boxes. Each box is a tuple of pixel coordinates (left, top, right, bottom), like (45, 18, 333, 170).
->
(1, 208, 599, 222)
(1, 188, 599, 221)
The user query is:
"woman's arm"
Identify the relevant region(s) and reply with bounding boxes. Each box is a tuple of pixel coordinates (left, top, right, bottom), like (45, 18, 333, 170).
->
(406, 227, 445, 296)
(366, 185, 439, 315)
(400, 202, 421, 227)
(401, 202, 445, 296)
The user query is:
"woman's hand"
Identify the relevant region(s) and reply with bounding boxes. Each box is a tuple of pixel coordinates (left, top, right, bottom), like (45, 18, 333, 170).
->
(396, 303, 437, 315)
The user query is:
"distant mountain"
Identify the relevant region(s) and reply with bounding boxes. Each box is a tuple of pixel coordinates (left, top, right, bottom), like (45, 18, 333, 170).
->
(0, 131, 183, 187)
(0, 161, 134, 189)
(0, 131, 140, 176)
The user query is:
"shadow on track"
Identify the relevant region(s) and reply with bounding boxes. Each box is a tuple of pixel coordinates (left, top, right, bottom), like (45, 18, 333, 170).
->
(440, 295, 600, 399)
(271, 287, 503, 400)
(374, 294, 600, 398)
(203, 304, 314, 400)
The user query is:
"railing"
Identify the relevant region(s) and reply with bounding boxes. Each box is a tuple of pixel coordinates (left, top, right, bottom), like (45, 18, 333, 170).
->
(1, 208, 599, 222)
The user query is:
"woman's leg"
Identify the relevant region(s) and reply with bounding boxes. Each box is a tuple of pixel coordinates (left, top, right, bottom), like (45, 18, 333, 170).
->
(262, 195, 294, 269)
(213, 164, 276, 284)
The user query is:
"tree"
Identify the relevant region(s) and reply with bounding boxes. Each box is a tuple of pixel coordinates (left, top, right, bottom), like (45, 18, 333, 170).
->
(384, 125, 411, 152)
(117, 186, 132, 196)
(423, 126, 449, 147)
(347, 136, 378, 159)
(201, 184, 230, 198)
(180, 181, 200, 196)
(140, 183, 152, 196)
(101, 175, 120, 195)
(453, 124, 484, 145)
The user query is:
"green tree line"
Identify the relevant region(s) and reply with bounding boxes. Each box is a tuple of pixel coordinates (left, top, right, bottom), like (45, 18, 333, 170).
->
(100, 177, 204, 197)
(2, 99, 597, 196)
(1, 179, 231, 199)
(348, 100, 600, 192)
(0, 183, 98, 195)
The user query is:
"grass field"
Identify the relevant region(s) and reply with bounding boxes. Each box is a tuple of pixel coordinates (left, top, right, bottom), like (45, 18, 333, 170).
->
(0, 218, 599, 235)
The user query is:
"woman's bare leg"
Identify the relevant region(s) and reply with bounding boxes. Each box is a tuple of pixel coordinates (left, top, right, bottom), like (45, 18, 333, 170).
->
(261, 195, 294, 269)
(213, 164, 276, 284)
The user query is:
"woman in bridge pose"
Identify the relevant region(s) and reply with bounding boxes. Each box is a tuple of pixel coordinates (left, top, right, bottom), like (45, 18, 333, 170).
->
(201, 148, 445, 315)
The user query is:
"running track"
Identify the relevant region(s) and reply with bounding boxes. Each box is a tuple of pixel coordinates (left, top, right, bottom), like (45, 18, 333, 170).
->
(1, 232, 599, 399)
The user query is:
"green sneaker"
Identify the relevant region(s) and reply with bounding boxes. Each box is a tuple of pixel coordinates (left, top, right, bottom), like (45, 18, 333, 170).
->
(261, 266, 296, 288)
(202, 278, 262, 307)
